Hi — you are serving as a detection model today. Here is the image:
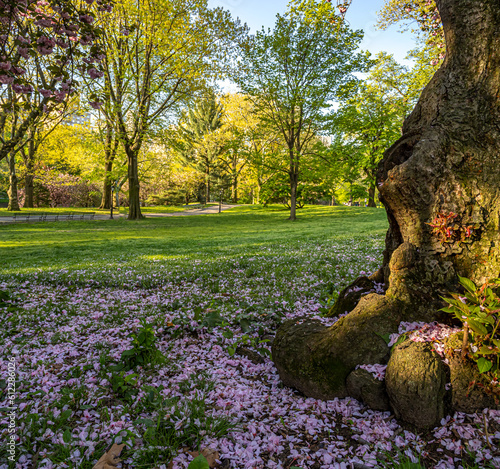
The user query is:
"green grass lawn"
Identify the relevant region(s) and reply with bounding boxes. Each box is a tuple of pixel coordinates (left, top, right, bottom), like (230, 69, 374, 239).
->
(0, 203, 220, 217)
(0, 205, 388, 275)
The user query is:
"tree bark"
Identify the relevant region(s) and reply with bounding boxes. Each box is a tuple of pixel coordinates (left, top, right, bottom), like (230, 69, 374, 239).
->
(232, 176, 238, 203)
(19, 125, 38, 209)
(7, 153, 20, 211)
(288, 146, 298, 220)
(367, 183, 377, 207)
(288, 170, 298, 221)
(100, 159, 114, 210)
(99, 122, 120, 210)
(126, 147, 143, 220)
(273, 0, 500, 400)
(24, 174, 34, 208)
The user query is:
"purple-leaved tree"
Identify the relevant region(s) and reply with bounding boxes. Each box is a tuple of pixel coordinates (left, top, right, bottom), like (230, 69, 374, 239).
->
(0, 0, 111, 163)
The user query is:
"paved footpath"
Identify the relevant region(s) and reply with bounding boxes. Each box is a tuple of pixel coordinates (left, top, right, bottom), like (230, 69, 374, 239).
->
(0, 204, 239, 224)
(144, 204, 238, 217)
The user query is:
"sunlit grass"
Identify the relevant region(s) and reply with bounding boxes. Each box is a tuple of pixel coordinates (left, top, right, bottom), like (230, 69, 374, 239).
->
(0, 203, 220, 216)
(1, 205, 388, 275)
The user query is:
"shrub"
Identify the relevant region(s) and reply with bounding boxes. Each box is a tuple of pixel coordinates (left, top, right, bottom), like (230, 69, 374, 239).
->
(147, 189, 187, 206)
(441, 276, 500, 380)
(115, 320, 165, 370)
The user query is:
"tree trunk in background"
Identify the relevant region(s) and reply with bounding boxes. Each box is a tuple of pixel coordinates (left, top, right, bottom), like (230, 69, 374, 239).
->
(99, 124, 118, 210)
(232, 157, 239, 203)
(7, 153, 20, 211)
(232, 176, 238, 203)
(21, 126, 37, 209)
(100, 159, 114, 210)
(24, 173, 34, 208)
(367, 183, 377, 207)
(126, 147, 143, 220)
(205, 170, 211, 204)
(273, 0, 500, 399)
(288, 170, 298, 221)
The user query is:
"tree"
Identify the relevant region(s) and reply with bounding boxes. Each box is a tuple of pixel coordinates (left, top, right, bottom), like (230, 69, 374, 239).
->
(330, 53, 411, 207)
(272, 0, 500, 405)
(0, 83, 82, 210)
(0, 0, 111, 164)
(170, 92, 227, 204)
(378, 0, 444, 65)
(218, 93, 254, 203)
(236, 0, 368, 220)
(218, 95, 281, 205)
(93, 0, 247, 219)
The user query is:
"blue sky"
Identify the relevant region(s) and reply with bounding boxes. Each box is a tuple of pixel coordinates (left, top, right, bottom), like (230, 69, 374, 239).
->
(208, 0, 418, 64)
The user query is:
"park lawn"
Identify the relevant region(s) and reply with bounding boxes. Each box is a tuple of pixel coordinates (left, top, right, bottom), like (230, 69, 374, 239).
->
(0, 205, 387, 275)
(0, 206, 498, 469)
(0, 203, 219, 217)
(0, 207, 106, 216)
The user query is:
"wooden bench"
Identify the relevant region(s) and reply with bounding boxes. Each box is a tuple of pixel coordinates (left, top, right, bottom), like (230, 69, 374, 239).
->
(12, 213, 40, 223)
(11, 212, 96, 223)
(63, 212, 96, 221)
(42, 214, 59, 222)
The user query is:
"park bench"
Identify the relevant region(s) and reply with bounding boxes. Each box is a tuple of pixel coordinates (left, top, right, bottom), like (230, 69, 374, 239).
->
(42, 214, 60, 222)
(11, 212, 96, 223)
(61, 212, 96, 221)
(12, 213, 42, 223)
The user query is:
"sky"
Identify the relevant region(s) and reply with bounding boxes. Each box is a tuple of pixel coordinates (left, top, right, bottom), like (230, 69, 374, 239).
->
(207, 0, 418, 65)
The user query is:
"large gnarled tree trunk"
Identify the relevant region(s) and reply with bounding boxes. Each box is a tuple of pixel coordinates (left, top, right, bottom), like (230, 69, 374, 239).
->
(273, 0, 500, 399)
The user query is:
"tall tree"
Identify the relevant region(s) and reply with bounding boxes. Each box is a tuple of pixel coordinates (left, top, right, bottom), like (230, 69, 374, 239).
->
(217, 93, 261, 203)
(378, 0, 444, 65)
(236, 0, 368, 220)
(331, 53, 412, 207)
(94, 0, 247, 219)
(170, 92, 227, 203)
(273, 0, 500, 404)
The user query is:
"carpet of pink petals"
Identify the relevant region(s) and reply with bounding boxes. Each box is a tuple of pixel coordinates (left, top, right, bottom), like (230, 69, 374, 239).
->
(0, 238, 499, 469)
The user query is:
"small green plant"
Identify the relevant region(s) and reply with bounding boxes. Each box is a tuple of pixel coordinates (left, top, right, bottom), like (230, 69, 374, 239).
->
(133, 392, 236, 467)
(441, 276, 500, 379)
(222, 330, 271, 358)
(109, 371, 138, 402)
(377, 449, 424, 468)
(0, 290, 10, 307)
(115, 320, 165, 370)
(178, 371, 215, 395)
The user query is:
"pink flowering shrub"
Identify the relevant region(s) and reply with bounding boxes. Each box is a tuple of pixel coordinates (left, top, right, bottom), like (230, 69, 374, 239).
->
(25, 171, 102, 207)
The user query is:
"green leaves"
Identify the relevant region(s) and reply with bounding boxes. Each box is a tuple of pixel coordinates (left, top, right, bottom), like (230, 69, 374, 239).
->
(62, 428, 72, 444)
(442, 276, 500, 381)
(477, 357, 493, 374)
(60, 409, 72, 421)
(458, 275, 477, 294)
(188, 455, 210, 469)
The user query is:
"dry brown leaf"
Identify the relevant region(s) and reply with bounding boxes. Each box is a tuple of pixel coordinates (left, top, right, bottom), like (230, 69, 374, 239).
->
(92, 443, 125, 469)
(202, 448, 220, 467)
(188, 448, 220, 468)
